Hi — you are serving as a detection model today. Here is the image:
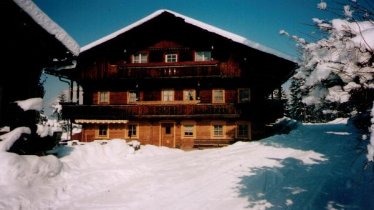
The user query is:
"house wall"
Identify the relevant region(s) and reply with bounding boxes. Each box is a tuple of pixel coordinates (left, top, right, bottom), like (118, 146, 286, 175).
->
(74, 120, 251, 149)
(90, 89, 241, 105)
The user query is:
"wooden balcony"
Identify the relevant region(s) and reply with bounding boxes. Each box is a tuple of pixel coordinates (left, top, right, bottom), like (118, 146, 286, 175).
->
(61, 103, 241, 120)
(107, 61, 239, 79)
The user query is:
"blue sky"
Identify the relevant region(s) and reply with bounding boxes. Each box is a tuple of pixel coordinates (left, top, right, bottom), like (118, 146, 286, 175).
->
(35, 0, 337, 115)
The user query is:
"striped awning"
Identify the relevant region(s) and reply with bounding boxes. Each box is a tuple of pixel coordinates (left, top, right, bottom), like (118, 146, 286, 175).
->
(75, 119, 129, 124)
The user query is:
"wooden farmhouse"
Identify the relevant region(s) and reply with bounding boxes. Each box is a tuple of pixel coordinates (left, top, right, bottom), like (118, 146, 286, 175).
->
(0, 0, 79, 128)
(59, 9, 295, 149)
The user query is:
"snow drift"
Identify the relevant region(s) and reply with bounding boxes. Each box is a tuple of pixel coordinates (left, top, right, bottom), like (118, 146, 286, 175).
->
(0, 120, 373, 210)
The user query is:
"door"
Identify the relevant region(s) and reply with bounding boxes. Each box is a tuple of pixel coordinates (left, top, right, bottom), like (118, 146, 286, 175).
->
(161, 123, 174, 147)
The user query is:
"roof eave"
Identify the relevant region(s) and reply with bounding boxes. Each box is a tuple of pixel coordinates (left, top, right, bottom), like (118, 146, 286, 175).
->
(80, 9, 295, 62)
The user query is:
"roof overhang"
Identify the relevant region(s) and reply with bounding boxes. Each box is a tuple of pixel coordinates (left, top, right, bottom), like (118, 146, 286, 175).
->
(80, 9, 295, 62)
(13, 0, 80, 56)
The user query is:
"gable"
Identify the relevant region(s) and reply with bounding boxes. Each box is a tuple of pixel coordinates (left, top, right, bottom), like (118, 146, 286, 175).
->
(81, 9, 294, 62)
(150, 41, 184, 49)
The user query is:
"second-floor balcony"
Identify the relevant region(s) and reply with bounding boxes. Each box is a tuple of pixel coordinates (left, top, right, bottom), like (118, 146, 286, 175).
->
(61, 103, 241, 120)
(107, 61, 240, 79)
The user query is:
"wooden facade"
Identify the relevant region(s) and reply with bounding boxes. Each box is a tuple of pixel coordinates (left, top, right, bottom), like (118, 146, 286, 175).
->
(60, 10, 295, 149)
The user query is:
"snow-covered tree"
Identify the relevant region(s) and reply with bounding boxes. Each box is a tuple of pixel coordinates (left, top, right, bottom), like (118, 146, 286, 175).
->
(283, 0, 374, 122)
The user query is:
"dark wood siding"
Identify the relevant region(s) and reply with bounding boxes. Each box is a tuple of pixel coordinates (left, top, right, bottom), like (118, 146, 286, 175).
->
(199, 89, 212, 103)
(225, 89, 237, 103)
(110, 92, 126, 105)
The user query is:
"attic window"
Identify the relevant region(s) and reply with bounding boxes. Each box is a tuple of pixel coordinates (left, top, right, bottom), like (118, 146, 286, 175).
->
(165, 53, 178, 63)
(132, 53, 148, 63)
(195, 51, 211, 61)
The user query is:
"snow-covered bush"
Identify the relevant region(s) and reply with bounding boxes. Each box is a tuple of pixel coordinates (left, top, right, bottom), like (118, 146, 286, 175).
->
(0, 98, 61, 155)
(271, 117, 300, 135)
(284, 0, 374, 122)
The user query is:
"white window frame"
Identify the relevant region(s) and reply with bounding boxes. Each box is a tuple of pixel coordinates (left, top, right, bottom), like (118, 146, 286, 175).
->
(128, 91, 138, 103)
(127, 124, 138, 138)
(162, 89, 174, 101)
(212, 89, 225, 103)
(194, 51, 211, 61)
(183, 89, 196, 101)
(182, 124, 195, 138)
(132, 52, 148, 63)
(211, 121, 225, 138)
(97, 124, 109, 138)
(98, 91, 109, 104)
(165, 53, 178, 63)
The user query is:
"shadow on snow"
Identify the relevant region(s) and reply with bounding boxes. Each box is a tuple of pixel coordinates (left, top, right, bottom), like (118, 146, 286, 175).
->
(237, 123, 374, 209)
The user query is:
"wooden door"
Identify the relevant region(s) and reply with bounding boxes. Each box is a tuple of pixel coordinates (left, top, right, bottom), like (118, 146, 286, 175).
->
(161, 123, 174, 147)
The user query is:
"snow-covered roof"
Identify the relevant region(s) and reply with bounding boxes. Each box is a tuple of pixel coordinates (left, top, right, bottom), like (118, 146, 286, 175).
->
(13, 0, 80, 56)
(81, 9, 294, 62)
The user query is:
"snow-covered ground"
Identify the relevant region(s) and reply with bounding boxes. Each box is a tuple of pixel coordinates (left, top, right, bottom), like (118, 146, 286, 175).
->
(1, 119, 373, 210)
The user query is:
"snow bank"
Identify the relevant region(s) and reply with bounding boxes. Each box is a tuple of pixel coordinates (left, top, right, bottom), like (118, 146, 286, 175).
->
(0, 127, 31, 151)
(60, 139, 136, 170)
(0, 152, 62, 186)
(1, 122, 373, 210)
(0, 140, 137, 185)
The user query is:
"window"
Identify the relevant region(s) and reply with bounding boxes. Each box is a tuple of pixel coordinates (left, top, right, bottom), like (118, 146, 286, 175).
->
(165, 126, 172, 135)
(132, 53, 148, 63)
(195, 51, 211, 61)
(128, 91, 138, 103)
(127, 124, 137, 138)
(162, 90, 174, 101)
(99, 91, 109, 103)
(212, 89, 225, 103)
(238, 89, 250, 103)
(183, 90, 196, 101)
(183, 124, 195, 137)
(237, 124, 249, 138)
(213, 124, 224, 137)
(165, 53, 178, 63)
(98, 124, 108, 137)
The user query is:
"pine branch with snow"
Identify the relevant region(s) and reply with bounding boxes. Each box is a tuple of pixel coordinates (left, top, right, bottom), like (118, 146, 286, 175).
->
(282, 1, 374, 122)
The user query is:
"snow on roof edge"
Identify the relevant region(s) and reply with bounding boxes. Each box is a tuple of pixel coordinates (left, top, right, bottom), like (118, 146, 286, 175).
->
(13, 0, 80, 56)
(81, 9, 295, 62)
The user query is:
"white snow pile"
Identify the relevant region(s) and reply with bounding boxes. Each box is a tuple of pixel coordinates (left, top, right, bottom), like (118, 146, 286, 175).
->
(0, 127, 31, 151)
(15, 97, 43, 111)
(60, 139, 137, 170)
(1, 120, 374, 210)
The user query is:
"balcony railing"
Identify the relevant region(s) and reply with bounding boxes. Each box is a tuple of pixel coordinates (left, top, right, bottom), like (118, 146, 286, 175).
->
(111, 61, 231, 78)
(61, 103, 240, 120)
